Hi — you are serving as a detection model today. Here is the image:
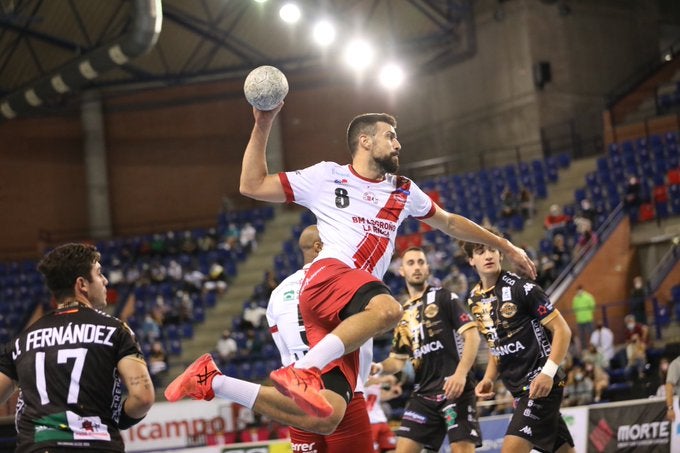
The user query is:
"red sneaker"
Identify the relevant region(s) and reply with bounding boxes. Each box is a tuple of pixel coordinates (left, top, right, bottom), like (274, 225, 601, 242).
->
(270, 365, 333, 418)
(164, 354, 222, 402)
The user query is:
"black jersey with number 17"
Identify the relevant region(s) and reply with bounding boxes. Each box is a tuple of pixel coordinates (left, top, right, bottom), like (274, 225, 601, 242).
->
(390, 286, 477, 396)
(466, 271, 563, 396)
(0, 305, 143, 453)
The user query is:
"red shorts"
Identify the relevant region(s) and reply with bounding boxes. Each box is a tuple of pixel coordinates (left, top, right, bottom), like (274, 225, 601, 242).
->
(299, 258, 381, 390)
(371, 422, 396, 452)
(289, 393, 373, 453)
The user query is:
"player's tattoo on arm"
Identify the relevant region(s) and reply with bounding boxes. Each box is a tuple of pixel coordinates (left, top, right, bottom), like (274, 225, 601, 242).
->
(128, 374, 152, 390)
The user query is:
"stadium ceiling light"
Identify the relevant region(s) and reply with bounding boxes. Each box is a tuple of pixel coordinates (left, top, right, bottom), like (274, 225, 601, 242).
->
(312, 20, 336, 46)
(343, 39, 374, 71)
(379, 63, 405, 89)
(279, 3, 301, 24)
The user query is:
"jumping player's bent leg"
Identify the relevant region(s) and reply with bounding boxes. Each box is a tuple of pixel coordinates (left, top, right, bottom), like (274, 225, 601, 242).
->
(272, 262, 401, 417)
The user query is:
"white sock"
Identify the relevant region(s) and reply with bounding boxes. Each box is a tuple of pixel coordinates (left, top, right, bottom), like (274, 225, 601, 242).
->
(294, 333, 345, 370)
(212, 375, 261, 409)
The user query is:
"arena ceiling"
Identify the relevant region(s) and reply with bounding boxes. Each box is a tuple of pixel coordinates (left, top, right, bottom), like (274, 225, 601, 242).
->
(0, 0, 474, 119)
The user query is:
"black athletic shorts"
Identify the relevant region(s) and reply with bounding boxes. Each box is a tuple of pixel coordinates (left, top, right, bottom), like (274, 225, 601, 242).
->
(396, 391, 482, 450)
(507, 385, 575, 452)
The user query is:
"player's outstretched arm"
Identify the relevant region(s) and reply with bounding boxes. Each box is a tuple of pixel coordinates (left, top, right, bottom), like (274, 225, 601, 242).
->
(240, 104, 287, 202)
(423, 205, 536, 279)
(373, 356, 407, 376)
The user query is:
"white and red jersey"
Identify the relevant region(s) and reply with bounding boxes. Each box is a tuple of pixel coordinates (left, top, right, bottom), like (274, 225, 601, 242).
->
(279, 162, 435, 279)
(266, 262, 374, 391)
(364, 384, 388, 424)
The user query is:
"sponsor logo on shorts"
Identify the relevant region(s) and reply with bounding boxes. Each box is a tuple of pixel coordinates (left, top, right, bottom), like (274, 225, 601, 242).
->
(519, 426, 533, 436)
(523, 408, 540, 420)
(402, 410, 427, 424)
(291, 442, 318, 452)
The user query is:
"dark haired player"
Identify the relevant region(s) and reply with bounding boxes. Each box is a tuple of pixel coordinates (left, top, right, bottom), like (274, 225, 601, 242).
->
(460, 231, 575, 453)
(373, 247, 481, 453)
(0, 243, 154, 453)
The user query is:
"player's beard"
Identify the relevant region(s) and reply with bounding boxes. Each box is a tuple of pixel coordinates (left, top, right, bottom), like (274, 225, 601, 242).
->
(375, 153, 399, 174)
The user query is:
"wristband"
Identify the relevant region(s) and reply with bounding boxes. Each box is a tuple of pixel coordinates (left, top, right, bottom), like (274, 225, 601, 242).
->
(118, 400, 146, 430)
(540, 359, 559, 378)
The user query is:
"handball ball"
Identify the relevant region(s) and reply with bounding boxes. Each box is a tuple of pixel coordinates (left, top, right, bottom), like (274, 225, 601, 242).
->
(243, 65, 289, 111)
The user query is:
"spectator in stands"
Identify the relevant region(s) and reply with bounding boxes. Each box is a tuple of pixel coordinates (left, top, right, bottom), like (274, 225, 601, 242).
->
(262, 270, 279, 299)
(536, 253, 556, 289)
(665, 354, 680, 421)
(653, 357, 670, 397)
(240, 222, 258, 253)
(544, 204, 571, 240)
(149, 340, 168, 386)
(624, 175, 642, 211)
(180, 230, 198, 255)
(575, 198, 597, 227)
(224, 223, 241, 250)
(624, 314, 649, 378)
(629, 275, 648, 325)
(589, 323, 615, 368)
(198, 228, 218, 252)
(242, 326, 264, 357)
(572, 286, 596, 348)
(167, 259, 183, 282)
(519, 186, 534, 221)
(216, 329, 238, 366)
(573, 219, 598, 256)
(149, 260, 167, 283)
(583, 357, 609, 403)
(551, 234, 571, 274)
(108, 258, 125, 286)
(563, 362, 593, 407)
(183, 267, 206, 294)
(500, 186, 517, 219)
(204, 262, 228, 294)
(141, 313, 161, 343)
(242, 300, 266, 329)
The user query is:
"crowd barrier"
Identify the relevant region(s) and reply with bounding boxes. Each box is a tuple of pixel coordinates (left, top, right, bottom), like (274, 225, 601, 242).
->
(124, 396, 680, 453)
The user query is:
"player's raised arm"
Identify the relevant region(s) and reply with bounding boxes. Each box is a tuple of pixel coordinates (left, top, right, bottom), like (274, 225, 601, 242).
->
(422, 204, 536, 279)
(239, 104, 287, 202)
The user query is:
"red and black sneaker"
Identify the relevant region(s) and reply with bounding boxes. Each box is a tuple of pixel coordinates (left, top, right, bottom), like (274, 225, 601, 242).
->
(270, 365, 333, 418)
(164, 354, 221, 402)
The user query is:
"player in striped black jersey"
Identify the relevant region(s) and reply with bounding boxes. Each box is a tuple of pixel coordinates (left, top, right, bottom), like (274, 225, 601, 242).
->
(236, 106, 536, 426)
(373, 248, 481, 453)
(460, 229, 575, 453)
(0, 243, 154, 453)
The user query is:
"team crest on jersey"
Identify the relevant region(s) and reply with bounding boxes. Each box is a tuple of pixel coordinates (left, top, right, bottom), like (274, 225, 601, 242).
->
(501, 286, 512, 301)
(362, 191, 378, 204)
(500, 302, 517, 318)
(424, 304, 439, 318)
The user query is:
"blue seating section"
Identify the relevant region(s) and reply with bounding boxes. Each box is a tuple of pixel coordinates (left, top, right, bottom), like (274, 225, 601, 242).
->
(595, 132, 680, 223)
(0, 206, 274, 371)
